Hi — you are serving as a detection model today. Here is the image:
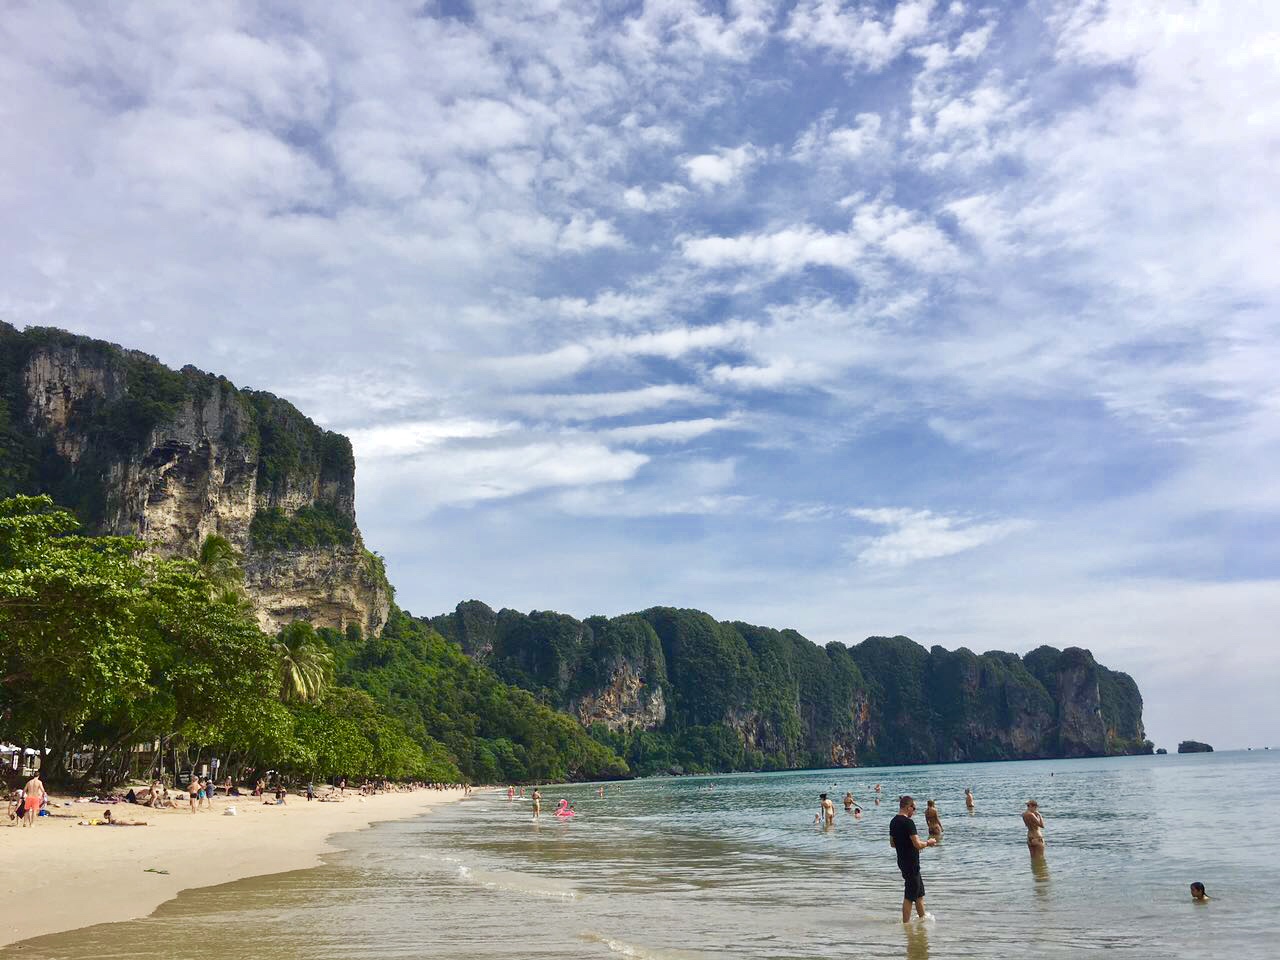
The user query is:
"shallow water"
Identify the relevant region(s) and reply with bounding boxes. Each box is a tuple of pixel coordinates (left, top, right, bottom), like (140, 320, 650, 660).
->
(11, 751, 1278, 959)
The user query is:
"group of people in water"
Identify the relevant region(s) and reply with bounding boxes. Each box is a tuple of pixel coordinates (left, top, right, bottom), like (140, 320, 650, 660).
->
(506, 784, 581, 820)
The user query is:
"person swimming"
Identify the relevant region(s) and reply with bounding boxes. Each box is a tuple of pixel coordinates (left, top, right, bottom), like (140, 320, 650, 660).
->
(1190, 881, 1210, 902)
(555, 798, 575, 818)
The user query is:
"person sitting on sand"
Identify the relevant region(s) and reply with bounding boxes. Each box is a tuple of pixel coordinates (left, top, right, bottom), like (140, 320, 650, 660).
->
(1190, 881, 1210, 902)
(925, 799, 943, 838)
(1023, 800, 1045, 853)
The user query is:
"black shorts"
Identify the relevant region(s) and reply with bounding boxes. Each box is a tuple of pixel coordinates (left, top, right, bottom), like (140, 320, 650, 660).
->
(901, 869, 925, 901)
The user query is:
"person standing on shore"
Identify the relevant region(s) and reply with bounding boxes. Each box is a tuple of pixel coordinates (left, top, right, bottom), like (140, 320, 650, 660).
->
(965, 788, 975, 812)
(1023, 800, 1045, 853)
(925, 800, 943, 839)
(532, 788, 542, 819)
(22, 773, 44, 827)
(889, 795, 937, 923)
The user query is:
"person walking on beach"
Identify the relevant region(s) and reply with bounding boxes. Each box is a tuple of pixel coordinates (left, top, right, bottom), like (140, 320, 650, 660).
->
(889, 795, 937, 923)
(532, 788, 542, 819)
(1023, 800, 1045, 853)
(819, 793, 835, 827)
(965, 787, 975, 812)
(22, 773, 45, 827)
(925, 799, 943, 839)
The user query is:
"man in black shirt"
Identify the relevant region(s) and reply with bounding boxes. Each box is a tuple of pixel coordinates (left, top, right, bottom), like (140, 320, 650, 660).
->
(889, 795, 937, 923)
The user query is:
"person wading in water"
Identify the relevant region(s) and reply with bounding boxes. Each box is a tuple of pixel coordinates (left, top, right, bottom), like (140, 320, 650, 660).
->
(889, 795, 938, 923)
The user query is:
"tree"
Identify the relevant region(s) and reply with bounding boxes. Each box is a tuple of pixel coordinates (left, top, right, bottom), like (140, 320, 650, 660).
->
(274, 622, 334, 703)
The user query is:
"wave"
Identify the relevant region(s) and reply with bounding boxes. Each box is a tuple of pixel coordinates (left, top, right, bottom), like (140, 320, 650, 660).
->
(580, 931, 719, 959)
(452, 862, 581, 900)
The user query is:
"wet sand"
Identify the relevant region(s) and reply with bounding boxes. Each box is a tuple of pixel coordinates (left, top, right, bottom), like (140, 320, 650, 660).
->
(0, 788, 467, 947)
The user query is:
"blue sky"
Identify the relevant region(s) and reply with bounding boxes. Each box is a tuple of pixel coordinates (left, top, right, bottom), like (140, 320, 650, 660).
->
(3, 0, 1278, 750)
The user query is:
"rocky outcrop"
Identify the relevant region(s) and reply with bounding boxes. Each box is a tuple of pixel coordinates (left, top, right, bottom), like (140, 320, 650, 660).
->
(429, 600, 1151, 772)
(1178, 740, 1213, 753)
(0, 323, 389, 636)
(573, 664, 667, 732)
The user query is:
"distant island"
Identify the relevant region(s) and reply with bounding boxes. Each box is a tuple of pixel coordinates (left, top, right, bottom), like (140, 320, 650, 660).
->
(1178, 740, 1214, 753)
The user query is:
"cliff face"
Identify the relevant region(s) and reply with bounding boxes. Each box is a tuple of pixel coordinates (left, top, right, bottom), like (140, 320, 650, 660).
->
(430, 601, 1150, 772)
(0, 323, 389, 636)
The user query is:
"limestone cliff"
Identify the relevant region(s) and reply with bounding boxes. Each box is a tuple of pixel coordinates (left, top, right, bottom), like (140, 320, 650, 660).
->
(429, 601, 1151, 774)
(0, 323, 389, 635)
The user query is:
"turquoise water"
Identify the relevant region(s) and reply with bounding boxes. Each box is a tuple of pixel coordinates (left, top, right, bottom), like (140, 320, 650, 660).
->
(11, 751, 1278, 958)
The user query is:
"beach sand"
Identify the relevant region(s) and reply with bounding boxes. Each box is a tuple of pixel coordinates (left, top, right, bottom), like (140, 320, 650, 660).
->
(0, 787, 468, 947)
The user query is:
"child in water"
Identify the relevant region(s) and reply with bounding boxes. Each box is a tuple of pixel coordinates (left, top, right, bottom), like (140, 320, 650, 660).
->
(1190, 882, 1210, 902)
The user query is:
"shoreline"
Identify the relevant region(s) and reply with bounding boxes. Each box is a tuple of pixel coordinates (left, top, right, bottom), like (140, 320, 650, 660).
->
(0, 788, 468, 948)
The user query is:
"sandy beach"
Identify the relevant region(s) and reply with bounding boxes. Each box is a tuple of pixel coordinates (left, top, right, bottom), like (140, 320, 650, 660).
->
(0, 787, 468, 947)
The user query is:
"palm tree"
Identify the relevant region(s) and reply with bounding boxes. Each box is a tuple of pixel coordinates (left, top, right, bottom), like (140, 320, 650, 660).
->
(274, 622, 334, 702)
(197, 534, 245, 592)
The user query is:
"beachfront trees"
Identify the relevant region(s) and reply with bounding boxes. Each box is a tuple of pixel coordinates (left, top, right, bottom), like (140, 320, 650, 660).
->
(273, 622, 334, 702)
(0, 495, 279, 785)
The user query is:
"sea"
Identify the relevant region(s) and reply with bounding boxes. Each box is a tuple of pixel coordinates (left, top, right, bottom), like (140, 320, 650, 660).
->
(10, 751, 1277, 959)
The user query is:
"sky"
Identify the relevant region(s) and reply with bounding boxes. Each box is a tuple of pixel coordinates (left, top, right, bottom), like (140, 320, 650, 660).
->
(2, 0, 1278, 751)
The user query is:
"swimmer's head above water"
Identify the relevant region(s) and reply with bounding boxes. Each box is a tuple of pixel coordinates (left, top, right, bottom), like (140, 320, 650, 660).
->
(1190, 882, 1209, 901)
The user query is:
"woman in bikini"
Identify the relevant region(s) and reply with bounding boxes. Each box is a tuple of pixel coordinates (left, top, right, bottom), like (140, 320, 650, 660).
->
(1023, 800, 1045, 853)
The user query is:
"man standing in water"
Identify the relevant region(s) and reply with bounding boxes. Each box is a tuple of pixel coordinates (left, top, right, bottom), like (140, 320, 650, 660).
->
(965, 788, 975, 812)
(889, 796, 937, 923)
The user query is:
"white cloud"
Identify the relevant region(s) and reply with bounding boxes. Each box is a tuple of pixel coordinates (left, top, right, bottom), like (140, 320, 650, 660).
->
(504, 384, 711, 421)
(848, 507, 1030, 566)
(623, 182, 690, 211)
(682, 225, 864, 272)
(598, 417, 736, 443)
(793, 111, 883, 162)
(347, 418, 515, 460)
(684, 144, 762, 189)
(362, 439, 650, 509)
(558, 215, 627, 252)
(786, 0, 937, 70)
(683, 201, 957, 275)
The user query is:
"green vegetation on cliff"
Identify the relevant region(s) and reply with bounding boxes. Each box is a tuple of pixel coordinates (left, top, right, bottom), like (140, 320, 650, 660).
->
(431, 601, 1152, 776)
(322, 611, 628, 784)
(249, 503, 356, 551)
